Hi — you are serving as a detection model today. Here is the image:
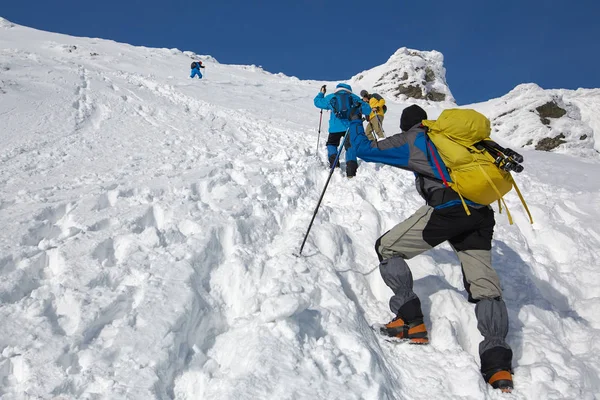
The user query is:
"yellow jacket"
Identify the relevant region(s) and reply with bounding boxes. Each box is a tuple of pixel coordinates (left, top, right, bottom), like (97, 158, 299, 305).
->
(369, 95, 386, 119)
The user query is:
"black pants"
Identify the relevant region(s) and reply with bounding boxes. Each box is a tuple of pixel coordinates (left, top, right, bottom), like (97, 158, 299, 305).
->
(326, 132, 357, 177)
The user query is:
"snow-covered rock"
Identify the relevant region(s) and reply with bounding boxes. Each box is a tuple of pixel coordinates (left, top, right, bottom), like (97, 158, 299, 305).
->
(472, 83, 599, 158)
(182, 51, 219, 64)
(350, 47, 455, 105)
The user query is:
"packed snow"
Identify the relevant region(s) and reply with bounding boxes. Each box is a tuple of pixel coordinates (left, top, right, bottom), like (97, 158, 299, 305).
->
(1, 17, 600, 400)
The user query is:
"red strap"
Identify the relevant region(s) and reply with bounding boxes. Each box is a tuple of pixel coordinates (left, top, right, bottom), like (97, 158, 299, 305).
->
(427, 141, 449, 187)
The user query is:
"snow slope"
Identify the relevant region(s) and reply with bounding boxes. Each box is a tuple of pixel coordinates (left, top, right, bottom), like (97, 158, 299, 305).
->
(1, 18, 600, 400)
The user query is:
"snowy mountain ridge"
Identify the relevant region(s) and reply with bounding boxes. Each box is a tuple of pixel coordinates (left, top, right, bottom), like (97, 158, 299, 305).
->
(1, 17, 600, 400)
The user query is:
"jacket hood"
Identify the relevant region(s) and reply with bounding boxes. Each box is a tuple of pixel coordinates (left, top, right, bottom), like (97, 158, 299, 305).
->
(335, 83, 353, 93)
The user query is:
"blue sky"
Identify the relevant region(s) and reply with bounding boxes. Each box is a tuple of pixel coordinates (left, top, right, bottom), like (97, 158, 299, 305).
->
(3, 0, 599, 104)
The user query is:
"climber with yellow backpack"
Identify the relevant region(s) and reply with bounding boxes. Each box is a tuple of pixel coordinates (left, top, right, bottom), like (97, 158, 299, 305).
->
(422, 108, 532, 225)
(347, 104, 532, 393)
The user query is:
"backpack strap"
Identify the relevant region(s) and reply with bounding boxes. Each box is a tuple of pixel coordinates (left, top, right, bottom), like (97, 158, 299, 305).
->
(426, 141, 449, 187)
(477, 164, 513, 224)
(452, 183, 471, 216)
(427, 140, 473, 216)
(475, 165, 533, 224)
(509, 175, 534, 224)
(475, 143, 533, 224)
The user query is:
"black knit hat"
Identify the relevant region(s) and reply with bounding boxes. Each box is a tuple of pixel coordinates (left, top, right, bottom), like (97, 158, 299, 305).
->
(360, 90, 369, 98)
(400, 105, 428, 132)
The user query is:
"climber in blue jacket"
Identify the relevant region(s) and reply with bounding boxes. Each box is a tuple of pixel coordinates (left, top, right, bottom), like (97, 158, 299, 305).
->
(190, 61, 205, 79)
(313, 83, 371, 177)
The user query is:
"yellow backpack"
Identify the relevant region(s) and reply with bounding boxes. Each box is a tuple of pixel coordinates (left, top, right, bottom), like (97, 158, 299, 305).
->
(422, 109, 533, 224)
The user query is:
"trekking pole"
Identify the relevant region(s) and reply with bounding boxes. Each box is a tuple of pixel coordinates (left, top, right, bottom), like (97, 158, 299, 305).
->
(315, 110, 323, 157)
(315, 85, 327, 156)
(374, 111, 386, 139)
(365, 119, 378, 142)
(298, 127, 350, 255)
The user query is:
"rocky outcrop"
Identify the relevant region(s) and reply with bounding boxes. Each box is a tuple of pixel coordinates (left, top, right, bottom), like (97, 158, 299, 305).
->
(480, 84, 598, 158)
(535, 134, 567, 151)
(536, 101, 567, 125)
(350, 47, 455, 104)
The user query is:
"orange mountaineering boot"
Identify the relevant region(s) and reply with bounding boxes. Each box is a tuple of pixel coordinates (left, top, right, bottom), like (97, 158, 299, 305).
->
(486, 370, 513, 393)
(379, 316, 429, 345)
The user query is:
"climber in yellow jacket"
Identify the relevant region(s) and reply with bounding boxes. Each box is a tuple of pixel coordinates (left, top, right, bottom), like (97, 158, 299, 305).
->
(360, 90, 387, 141)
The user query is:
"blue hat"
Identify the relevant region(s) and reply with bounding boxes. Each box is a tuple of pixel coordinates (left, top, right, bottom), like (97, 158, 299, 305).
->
(335, 83, 353, 93)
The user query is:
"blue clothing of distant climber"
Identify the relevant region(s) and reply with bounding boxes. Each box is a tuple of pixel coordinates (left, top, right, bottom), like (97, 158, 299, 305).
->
(313, 83, 371, 177)
(190, 61, 205, 79)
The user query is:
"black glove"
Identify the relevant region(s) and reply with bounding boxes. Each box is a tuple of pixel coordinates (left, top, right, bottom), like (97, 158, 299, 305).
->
(320, 85, 327, 94)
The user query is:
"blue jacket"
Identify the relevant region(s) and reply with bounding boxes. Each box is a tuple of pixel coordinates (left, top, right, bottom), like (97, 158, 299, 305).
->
(349, 122, 481, 209)
(314, 83, 371, 133)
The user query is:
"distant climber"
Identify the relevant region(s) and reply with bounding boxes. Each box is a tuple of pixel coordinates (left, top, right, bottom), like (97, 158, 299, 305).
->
(190, 61, 205, 79)
(360, 90, 387, 141)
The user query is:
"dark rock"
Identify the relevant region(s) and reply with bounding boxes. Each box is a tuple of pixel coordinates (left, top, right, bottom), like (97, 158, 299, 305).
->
(381, 69, 400, 79)
(496, 109, 516, 118)
(425, 67, 435, 82)
(396, 84, 423, 99)
(401, 72, 408, 81)
(525, 139, 533, 146)
(535, 133, 566, 151)
(426, 91, 446, 101)
(580, 134, 588, 140)
(394, 83, 445, 102)
(536, 101, 566, 125)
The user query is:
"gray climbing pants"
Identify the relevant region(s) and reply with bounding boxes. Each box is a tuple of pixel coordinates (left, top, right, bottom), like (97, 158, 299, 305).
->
(376, 204, 511, 357)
